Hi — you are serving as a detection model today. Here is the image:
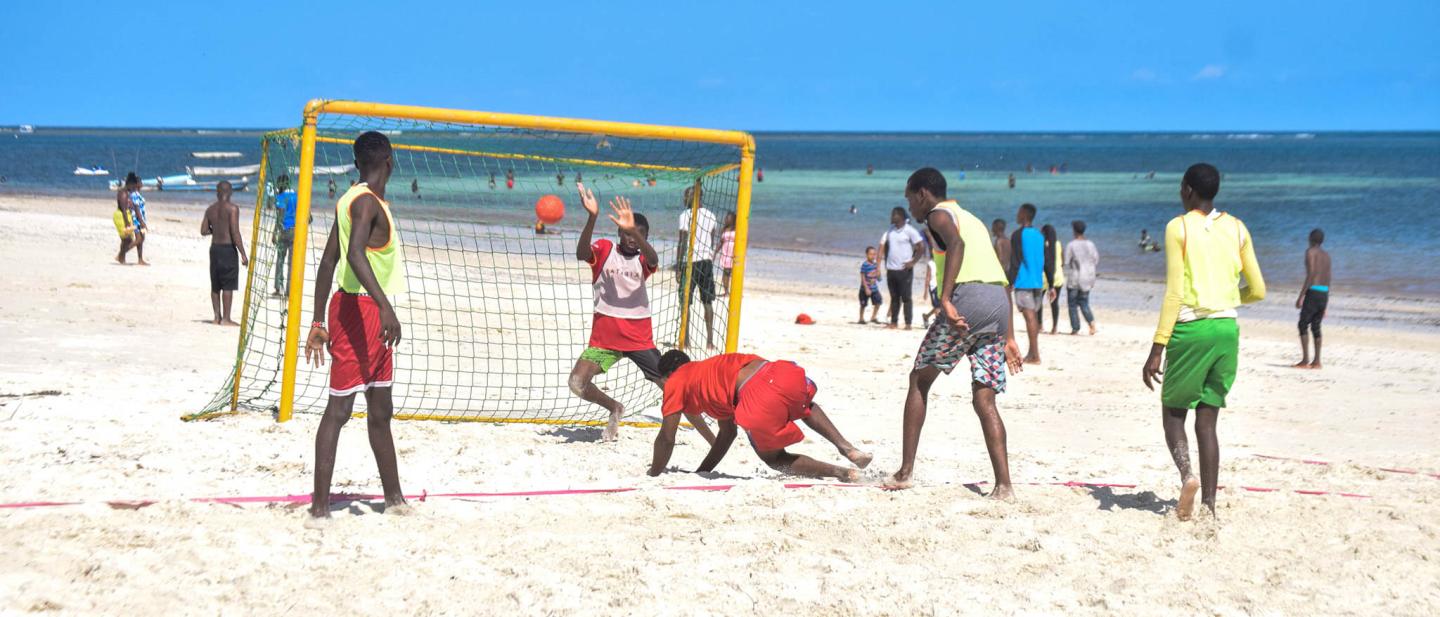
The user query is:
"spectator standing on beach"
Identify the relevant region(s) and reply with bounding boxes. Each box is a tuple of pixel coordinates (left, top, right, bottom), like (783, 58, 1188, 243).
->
(1041, 224, 1065, 334)
(1064, 220, 1099, 335)
(717, 213, 736, 297)
(1008, 203, 1054, 363)
(118, 172, 149, 266)
(327, 178, 337, 200)
(201, 181, 249, 325)
(991, 219, 1011, 269)
(677, 186, 719, 349)
(1294, 228, 1331, 369)
(879, 207, 924, 330)
(272, 175, 298, 296)
(858, 247, 883, 324)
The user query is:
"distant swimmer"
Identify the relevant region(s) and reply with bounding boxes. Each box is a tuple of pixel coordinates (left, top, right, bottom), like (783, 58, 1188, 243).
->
(1293, 228, 1332, 369)
(201, 181, 249, 326)
(1139, 229, 1161, 252)
(411, 178, 420, 200)
(1025, 163, 1034, 174)
(506, 168, 515, 190)
(1049, 165, 1058, 175)
(756, 168, 764, 183)
(1008, 173, 1016, 189)
(1146, 171, 1157, 180)
(556, 171, 565, 187)
(488, 172, 496, 190)
(327, 178, 337, 199)
(866, 164, 874, 175)
(849, 205, 858, 215)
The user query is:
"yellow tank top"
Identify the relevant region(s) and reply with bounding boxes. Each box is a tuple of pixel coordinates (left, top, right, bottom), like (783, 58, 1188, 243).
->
(928, 201, 1008, 286)
(335, 183, 407, 295)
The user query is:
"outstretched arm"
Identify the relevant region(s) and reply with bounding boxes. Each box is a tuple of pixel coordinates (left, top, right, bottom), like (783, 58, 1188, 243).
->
(576, 183, 599, 262)
(305, 223, 341, 366)
(683, 412, 717, 445)
(648, 413, 683, 476)
(695, 420, 738, 473)
(608, 196, 658, 267)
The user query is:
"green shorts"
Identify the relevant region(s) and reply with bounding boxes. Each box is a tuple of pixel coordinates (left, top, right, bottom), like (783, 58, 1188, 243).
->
(1162, 318, 1239, 409)
(579, 347, 663, 381)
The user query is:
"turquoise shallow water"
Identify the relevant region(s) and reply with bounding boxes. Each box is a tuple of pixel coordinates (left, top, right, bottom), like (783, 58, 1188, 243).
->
(3, 129, 1437, 296)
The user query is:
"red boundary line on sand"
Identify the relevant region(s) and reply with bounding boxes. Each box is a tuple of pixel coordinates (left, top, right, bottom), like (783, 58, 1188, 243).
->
(0, 481, 1369, 511)
(1254, 454, 1440, 479)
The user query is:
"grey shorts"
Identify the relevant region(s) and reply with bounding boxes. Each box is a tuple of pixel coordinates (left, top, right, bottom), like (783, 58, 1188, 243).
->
(1014, 288, 1045, 312)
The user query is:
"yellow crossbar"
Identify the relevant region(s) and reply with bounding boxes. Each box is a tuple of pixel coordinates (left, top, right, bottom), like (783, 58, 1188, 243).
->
(313, 136, 700, 174)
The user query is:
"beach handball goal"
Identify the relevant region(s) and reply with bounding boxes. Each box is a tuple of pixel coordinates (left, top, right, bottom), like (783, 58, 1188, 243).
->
(188, 100, 755, 425)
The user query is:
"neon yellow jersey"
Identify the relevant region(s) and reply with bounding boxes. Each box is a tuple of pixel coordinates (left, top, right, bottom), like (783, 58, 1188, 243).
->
(335, 183, 407, 296)
(1046, 240, 1065, 288)
(929, 201, 1008, 286)
(1153, 209, 1266, 344)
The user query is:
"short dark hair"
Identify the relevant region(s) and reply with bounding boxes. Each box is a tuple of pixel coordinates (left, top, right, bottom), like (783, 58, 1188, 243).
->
(633, 212, 649, 232)
(1072, 220, 1087, 235)
(1019, 203, 1037, 219)
(1310, 228, 1325, 244)
(1041, 223, 1056, 242)
(991, 218, 1006, 231)
(353, 131, 393, 172)
(659, 350, 691, 377)
(905, 167, 947, 199)
(1183, 163, 1221, 200)
(890, 206, 908, 220)
(125, 171, 141, 187)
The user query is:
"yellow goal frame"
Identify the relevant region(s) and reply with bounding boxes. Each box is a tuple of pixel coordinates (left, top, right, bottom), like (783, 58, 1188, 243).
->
(268, 100, 755, 423)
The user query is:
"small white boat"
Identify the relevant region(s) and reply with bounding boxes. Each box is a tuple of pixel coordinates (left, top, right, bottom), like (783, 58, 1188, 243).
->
(187, 164, 260, 176)
(288, 163, 355, 176)
(107, 173, 196, 191)
(191, 151, 243, 159)
(74, 166, 110, 176)
(18, 125, 34, 134)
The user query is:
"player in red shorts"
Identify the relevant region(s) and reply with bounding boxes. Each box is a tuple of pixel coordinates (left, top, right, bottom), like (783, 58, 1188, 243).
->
(648, 351, 873, 480)
(303, 131, 410, 522)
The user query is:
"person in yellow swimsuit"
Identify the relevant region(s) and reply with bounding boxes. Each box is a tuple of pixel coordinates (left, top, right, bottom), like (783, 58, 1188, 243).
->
(1141, 163, 1265, 521)
(112, 200, 134, 264)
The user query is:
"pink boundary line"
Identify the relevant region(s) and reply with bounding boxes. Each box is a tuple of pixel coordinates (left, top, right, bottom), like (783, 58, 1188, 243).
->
(0, 480, 1369, 511)
(1253, 454, 1440, 479)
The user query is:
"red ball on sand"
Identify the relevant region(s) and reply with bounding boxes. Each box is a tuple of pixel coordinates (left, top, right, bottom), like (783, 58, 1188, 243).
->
(535, 195, 565, 225)
(795, 313, 816, 325)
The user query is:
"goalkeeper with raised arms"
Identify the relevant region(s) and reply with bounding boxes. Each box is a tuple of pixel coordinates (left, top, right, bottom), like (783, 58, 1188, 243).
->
(303, 131, 410, 523)
(571, 183, 717, 444)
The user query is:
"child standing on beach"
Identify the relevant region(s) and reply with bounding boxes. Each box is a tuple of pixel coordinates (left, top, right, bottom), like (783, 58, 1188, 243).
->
(858, 246, 883, 324)
(1294, 228, 1331, 369)
(717, 213, 736, 297)
(1141, 163, 1266, 521)
(304, 131, 411, 522)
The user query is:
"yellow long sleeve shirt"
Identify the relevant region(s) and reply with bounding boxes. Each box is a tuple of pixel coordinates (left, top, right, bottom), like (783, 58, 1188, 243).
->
(1153, 209, 1266, 345)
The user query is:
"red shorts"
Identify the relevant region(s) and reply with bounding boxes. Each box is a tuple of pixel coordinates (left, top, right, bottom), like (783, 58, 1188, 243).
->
(734, 361, 816, 452)
(327, 291, 394, 396)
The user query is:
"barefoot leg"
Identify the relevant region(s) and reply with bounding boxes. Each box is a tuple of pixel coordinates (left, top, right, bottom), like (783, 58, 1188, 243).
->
(890, 367, 939, 486)
(1163, 406, 1198, 520)
(569, 358, 623, 441)
(363, 387, 406, 509)
(311, 394, 357, 518)
(756, 448, 857, 482)
(972, 383, 1012, 498)
(800, 402, 871, 468)
(1194, 404, 1220, 517)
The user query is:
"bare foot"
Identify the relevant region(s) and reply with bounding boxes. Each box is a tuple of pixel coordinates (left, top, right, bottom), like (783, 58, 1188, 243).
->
(869, 319, 880, 324)
(303, 514, 333, 530)
(220, 319, 240, 327)
(856, 320, 867, 325)
(1291, 361, 1312, 369)
(903, 325, 912, 331)
(602, 406, 623, 441)
(1309, 362, 1322, 370)
(115, 255, 126, 265)
(884, 471, 913, 490)
(884, 324, 898, 330)
(137, 260, 151, 266)
(1023, 356, 1041, 365)
(1177, 476, 1200, 521)
(842, 468, 863, 482)
(988, 484, 1016, 501)
(1089, 325, 1098, 335)
(844, 449, 874, 469)
(385, 502, 416, 516)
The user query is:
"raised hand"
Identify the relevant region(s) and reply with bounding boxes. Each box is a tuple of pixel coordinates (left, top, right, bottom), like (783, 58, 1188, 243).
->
(577, 182, 599, 217)
(608, 196, 636, 233)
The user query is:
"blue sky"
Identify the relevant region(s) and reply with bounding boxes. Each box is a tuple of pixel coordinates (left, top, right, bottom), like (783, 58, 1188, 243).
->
(2, 1, 1436, 130)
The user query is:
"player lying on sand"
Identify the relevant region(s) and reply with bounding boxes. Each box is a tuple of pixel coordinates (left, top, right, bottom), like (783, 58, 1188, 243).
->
(648, 351, 872, 481)
(570, 182, 717, 443)
(890, 168, 1024, 498)
(304, 131, 412, 521)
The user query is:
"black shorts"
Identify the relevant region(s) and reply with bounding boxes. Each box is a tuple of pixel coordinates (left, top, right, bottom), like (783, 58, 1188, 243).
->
(210, 244, 239, 292)
(678, 259, 716, 305)
(1299, 289, 1328, 336)
(859, 287, 882, 307)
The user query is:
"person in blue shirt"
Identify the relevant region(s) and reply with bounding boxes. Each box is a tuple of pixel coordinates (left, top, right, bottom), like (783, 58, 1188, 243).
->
(1007, 203, 1055, 364)
(272, 175, 299, 296)
(857, 246, 883, 324)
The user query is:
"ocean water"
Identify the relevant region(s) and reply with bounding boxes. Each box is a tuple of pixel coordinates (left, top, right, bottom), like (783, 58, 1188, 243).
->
(3, 129, 1437, 296)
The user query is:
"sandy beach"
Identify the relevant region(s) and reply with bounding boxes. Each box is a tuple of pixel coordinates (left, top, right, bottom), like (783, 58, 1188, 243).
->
(2, 193, 1439, 615)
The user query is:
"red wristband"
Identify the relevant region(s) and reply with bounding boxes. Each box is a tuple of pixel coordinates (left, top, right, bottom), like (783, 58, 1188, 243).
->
(312, 321, 326, 329)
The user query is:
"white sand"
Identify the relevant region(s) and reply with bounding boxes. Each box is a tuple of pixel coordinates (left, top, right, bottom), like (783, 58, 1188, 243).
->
(2, 194, 1439, 615)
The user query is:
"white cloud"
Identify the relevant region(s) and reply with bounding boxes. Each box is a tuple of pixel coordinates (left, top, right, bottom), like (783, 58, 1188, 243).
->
(1193, 64, 1227, 80)
(1131, 68, 1158, 81)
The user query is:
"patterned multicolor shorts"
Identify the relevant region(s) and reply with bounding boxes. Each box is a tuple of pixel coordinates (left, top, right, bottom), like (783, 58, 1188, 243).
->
(914, 321, 1007, 393)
